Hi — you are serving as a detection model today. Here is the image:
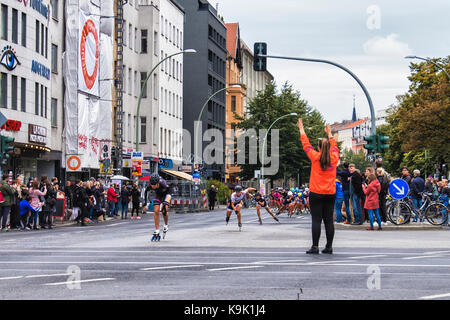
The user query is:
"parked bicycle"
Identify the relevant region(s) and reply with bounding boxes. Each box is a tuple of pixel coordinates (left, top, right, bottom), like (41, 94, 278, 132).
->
(387, 192, 447, 225)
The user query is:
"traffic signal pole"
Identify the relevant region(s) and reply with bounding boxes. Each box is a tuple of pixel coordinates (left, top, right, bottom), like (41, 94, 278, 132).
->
(258, 53, 376, 136)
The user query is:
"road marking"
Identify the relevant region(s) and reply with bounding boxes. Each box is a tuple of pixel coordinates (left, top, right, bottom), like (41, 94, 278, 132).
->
(44, 278, 115, 286)
(423, 250, 450, 255)
(140, 265, 203, 271)
(25, 273, 71, 278)
(403, 255, 444, 260)
(254, 259, 305, 264)
(106, 223, 122, 227)
(307, 260, 350, 265)
(207, 266, 264, 272)
(0, 276, 24, 280)
(347, 255, 387, 259)
(419, 293, 450, 300)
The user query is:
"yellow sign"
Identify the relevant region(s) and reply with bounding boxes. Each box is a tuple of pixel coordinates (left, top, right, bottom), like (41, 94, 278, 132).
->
(100, 163, 113, 174)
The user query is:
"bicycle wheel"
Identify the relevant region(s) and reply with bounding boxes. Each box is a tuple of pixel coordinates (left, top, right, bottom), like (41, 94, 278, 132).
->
(387, 200, 411, 225)
(425, 203, 448, 225)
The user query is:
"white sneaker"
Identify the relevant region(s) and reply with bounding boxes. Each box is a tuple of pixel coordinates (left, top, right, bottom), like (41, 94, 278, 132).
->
(163, 225, 169, 233)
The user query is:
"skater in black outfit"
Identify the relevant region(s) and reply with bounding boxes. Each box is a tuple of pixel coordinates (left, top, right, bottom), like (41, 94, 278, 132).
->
(145, 173, 172, 241)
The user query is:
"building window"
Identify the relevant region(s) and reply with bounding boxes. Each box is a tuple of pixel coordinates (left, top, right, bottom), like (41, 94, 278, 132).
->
(44, 87, 47, 118)
(51, 98, 57, 126)
(12, 9, 18, 44)
(0, 73, 6, 108)
(34, 82, 39, 115)
(21, 13, 26, 47)
(134, 71, 138, 97)
(140, 29, 148, 53)
(21, 78, 26, 112)
(40, 84, 44, 117)
(154, 31, 158, 56)
(51, 0, 58, 20)
(45, 27, 48, 58)
(35, 20, 40, 53)
(11, 75, 17, 110)
(41, 23, 44, 57)
(1, 5, 7, 40)
(134, 27, 138, 53)
(140, 117, 146, 143)
(128, 23, 132, 49)
(153, 117, 157, 146)
(128, 67, 132, 94)
(51, 44, 58, 73)
(231, 96, 236, 112)
(153, 74, 157, 99)
(128, 113, 131, 143)
(140, 72, 147, 98)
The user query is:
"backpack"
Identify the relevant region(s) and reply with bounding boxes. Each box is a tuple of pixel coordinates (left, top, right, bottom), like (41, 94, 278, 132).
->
(0, 190, 4, 204)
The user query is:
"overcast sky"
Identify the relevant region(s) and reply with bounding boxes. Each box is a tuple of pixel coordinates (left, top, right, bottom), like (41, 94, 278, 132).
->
(211, 0, 450, 123)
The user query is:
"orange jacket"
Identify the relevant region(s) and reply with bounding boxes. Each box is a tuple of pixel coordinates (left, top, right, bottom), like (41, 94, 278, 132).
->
(300, 133, 340, 195)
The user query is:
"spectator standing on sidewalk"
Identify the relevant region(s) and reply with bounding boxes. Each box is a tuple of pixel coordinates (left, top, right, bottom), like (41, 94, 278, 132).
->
(130, 184, 141, 220)
(208, 185, 218, 211)
(107, 184, 118, 217)
(337, 162, 352, 224)
(334, 177, 344, 223)
(28, 181, 46, 230)
(120, 184, 130, 219)
(411, 170, 425, 221)
(297, 118, 339, 254)
(42, 180, 57, 229)
(376, 168, 389, 224)
(349, 164, 364, 225)
(0, 174, 15, 232)
(363, 173, 382, 231)
(401, 167, 412, 187)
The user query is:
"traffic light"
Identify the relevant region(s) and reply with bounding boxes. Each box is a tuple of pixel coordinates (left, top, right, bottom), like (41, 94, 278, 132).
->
(363, 135, 377, 152)
(253, 42, 267, 71)
(377, 135, 389, 153)
(0, 136, 14, 165)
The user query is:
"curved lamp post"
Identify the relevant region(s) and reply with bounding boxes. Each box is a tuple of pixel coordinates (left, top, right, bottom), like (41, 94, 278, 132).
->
(194, 84, 241, 164)
(135, 49, 197, 152)
(261, 112, 298, 182)
(405, 55, 450, 79)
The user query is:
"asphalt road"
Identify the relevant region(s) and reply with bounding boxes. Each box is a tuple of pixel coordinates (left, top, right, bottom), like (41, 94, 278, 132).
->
(0, 208, 449, 300)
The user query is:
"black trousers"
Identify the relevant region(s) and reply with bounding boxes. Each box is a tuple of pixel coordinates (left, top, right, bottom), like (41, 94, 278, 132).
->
(309, 192, 336, 248)
(209, 197, 216, 210)
(379, 194, 387, 223)
(131, 202, 140, 216)
(42, 210, 53, 227)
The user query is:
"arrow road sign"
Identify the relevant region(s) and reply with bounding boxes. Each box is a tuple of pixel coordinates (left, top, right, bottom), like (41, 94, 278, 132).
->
(388, 178, 410, 200)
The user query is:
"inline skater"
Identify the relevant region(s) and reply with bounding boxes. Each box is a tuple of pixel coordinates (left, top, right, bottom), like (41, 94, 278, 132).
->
(254, 192, 280, 224)
(226, 185, 256, 231)
(145, 173, 172, 241)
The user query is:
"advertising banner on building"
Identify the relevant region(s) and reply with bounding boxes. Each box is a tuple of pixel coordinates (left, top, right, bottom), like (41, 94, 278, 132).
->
(78, 11, 100, 96)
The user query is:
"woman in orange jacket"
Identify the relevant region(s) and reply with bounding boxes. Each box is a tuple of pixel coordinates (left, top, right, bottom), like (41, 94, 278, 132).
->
(297, 118, 340, 254)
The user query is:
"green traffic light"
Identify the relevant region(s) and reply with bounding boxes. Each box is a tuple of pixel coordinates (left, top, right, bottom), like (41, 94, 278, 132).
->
(363, 135, 377, 151)
(377, 135, 389, 152)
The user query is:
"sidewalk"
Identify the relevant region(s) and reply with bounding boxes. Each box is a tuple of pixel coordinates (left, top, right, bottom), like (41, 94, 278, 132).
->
(334, 221, 447, 230)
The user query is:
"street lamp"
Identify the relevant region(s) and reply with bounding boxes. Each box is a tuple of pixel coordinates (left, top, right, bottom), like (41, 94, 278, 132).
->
(135, 49, 197, 152)
(261, 112, 298, 184)
(194, 84, 242, 164)
(405, 55, 450, 79)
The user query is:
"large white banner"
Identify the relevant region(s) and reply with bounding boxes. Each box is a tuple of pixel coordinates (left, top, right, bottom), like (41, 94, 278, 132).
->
(78, 11, 100, 96)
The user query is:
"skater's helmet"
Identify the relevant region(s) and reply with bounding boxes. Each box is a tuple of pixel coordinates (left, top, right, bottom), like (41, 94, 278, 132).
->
(255, 192, 261, 198)
(149, 173, 160, 186)
(234, 185, 243, 193)
(288, 191, 293, 196)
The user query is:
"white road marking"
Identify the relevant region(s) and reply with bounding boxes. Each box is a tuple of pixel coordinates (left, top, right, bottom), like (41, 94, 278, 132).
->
(403, 255, 444, 260)
(0, 276, 24, 280)
(419, 293, 450, 300)
(44, 278, 115, 286)
(25, 273, 71, 278)
(254, 259, 305, 264)
(207, 266, 264, 272)
(307, 260, 350, 265)
(347, 255, 387, 259)
(140, 265, 203, 271)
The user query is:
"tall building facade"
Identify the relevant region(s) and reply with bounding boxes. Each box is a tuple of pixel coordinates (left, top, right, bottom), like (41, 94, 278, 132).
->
(0, 0, 63, 180)
(178, 0, 227, 180)
(224, 22, 245, 183)
(159, 0, 184, 164)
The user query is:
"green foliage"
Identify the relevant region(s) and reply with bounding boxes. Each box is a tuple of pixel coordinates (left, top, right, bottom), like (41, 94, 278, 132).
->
(233, 81, 327, 184)
(206, 179, 231, 204)
(381, 56, 450, 176)
(340, 148, 373, 173)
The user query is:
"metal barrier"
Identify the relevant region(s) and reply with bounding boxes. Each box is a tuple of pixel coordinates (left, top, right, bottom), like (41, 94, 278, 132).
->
(144, 180, 206, 213)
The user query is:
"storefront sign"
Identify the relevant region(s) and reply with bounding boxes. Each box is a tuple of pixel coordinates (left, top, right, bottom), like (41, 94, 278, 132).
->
(0, 46, 21, 71)
(148, 157, 173, 169)
(0, 120, 22, 131)
(31, 60, 50, 80)
(28, 124, 48, 145)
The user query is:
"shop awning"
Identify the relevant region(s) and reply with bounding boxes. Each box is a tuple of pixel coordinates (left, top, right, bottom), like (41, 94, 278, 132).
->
(161, 169, 193, 181)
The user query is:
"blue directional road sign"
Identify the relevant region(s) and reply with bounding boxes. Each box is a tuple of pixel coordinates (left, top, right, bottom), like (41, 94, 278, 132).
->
(388, 178, 409, 199)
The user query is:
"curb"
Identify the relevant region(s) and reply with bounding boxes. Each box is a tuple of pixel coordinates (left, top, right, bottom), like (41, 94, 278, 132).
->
(334, 222, 446, 231)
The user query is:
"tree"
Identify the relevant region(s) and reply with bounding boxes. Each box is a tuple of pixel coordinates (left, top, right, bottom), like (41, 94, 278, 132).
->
(340, 148, 373, 173)
(233, 81, 327, 185)
(382, 56, 450, 176)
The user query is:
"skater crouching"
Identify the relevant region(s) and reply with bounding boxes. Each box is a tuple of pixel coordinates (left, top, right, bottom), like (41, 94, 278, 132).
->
(146, 173, 172, 241)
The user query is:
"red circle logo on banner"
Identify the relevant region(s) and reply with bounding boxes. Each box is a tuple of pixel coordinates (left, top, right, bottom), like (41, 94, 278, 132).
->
(79, 19, 99, 90)
(67, 156, 81, 171)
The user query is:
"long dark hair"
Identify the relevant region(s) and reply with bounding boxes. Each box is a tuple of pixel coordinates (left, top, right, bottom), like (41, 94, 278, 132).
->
(318, 138, 331, 171)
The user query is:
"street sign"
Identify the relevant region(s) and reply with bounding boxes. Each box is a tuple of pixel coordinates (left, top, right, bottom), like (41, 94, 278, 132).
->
(388, 179, 409, 199)
(66, 155, 82, 172)
(259, 179, 266, 196)
(131, 151, 143, 160)
(193, 172, 200, 184)
(0, 112, 7, 128)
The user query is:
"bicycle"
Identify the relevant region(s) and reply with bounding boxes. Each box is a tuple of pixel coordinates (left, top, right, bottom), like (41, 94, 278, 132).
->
(387, 193, 447, 225)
